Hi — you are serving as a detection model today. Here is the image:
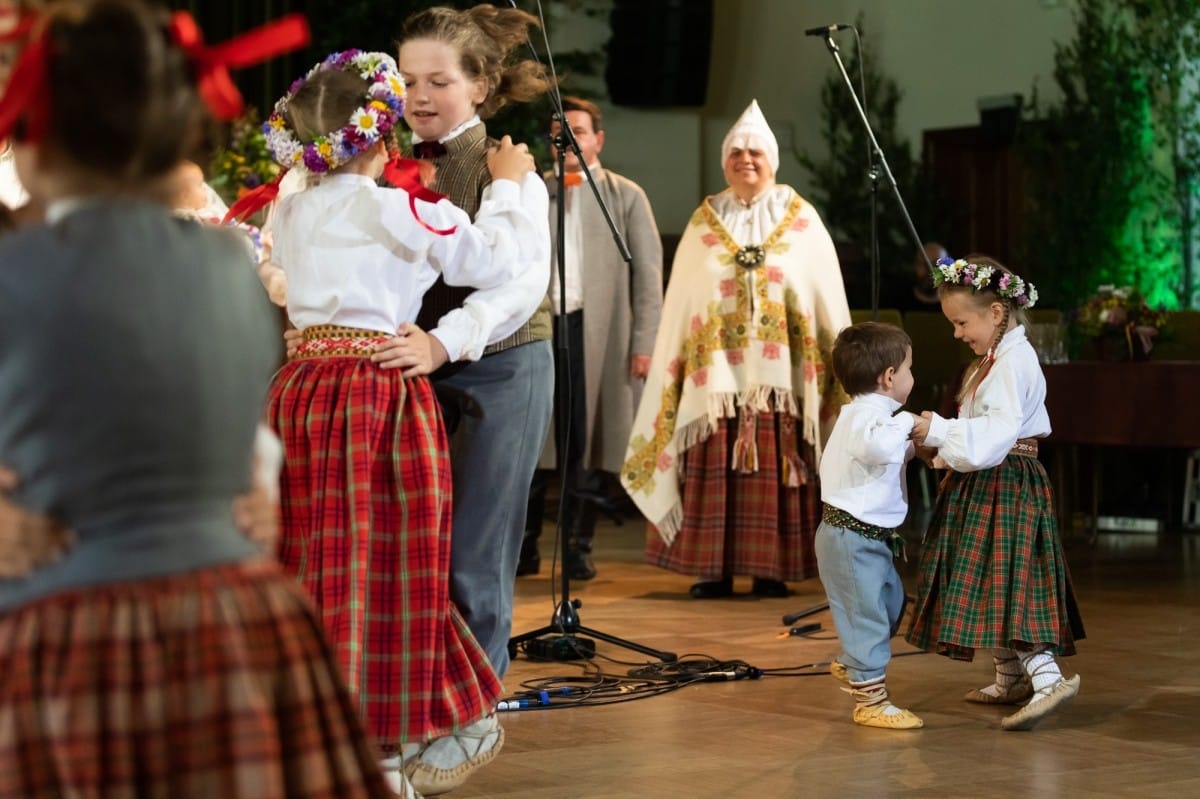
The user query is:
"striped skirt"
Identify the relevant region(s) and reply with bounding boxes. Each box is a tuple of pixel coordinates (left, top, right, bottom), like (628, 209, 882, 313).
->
(906, 453, 1086, 661)
(0, 560, 392, 799)
(646, 410, 821, 582)
(267, 329, 502, 749)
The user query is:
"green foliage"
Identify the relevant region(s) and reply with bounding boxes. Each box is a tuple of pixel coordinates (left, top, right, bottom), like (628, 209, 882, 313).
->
(796, 13, 939, 289)
(1018, 0, 1199, 310)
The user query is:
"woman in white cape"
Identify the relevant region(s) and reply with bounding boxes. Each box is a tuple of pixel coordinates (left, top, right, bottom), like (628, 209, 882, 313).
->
(621, 100, 851, 599)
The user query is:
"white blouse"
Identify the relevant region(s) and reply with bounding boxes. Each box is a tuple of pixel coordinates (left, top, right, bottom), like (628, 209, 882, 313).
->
(271, 173, 542, 362)
(923, 325, 1052, 472)
(708, 184, 794, 242)
(819, 393, 915, 528)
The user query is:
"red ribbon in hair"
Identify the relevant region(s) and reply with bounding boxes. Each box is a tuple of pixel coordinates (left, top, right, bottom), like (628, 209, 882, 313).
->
(383, 157, 458, 237)
(224, 170, 287, 224)
(0, 11, 311, 145)
(0, 11, 35, 44)
(168, 12, 310, 121)
(0, 23, 49, 143)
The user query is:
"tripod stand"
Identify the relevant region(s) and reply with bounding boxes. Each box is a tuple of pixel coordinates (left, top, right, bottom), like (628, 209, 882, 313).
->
(507, 101, 676, 665)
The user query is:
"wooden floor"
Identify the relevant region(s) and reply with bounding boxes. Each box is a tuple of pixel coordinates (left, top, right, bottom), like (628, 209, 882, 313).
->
(455, 516, 1200, 799)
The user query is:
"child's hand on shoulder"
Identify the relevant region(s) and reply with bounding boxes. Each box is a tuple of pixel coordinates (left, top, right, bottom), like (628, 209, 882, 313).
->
(371, 322, 449, 376)
(486, 135, 535, 183)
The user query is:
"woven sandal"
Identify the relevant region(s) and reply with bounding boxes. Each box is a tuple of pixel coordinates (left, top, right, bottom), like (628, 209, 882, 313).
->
(852, 701, 924, 730)
(964, 676, 1035, 705)
(1001, 674, 1081, 731)
(830, 660, 850, 685)
(405, 721, 505, 796)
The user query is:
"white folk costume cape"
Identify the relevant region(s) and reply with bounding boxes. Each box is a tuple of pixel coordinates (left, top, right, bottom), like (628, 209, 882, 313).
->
(621, 187, 850, 544)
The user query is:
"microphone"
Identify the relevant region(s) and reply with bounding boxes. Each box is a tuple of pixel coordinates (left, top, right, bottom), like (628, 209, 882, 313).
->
(804, 23, 852, 36)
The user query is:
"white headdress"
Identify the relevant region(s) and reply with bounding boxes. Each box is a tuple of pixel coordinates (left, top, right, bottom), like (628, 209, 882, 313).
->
(721, 99, 779, 172)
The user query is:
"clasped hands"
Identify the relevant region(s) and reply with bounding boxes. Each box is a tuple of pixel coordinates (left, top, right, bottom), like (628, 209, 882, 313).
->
(908, 410, 940, 469)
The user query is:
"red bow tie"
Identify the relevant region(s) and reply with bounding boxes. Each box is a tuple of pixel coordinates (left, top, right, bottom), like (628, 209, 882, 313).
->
(563, 172, 583, 188)
(413, 140, 448, 160)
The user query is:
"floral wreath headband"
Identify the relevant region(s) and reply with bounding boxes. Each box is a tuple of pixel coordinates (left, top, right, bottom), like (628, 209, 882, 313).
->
(932, 256, 1039, 309)
(263, 49, 405, 174)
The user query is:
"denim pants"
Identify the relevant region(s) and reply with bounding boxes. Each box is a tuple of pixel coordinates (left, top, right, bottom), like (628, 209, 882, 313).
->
(434, 340, 554, 677)
(814, 521, 906, 683)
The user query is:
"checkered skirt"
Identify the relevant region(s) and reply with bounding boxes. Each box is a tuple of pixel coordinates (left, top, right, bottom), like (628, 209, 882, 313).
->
(646, 411, 821, 581)
(0, 560, 392, 799)
(267, 344, 502, 748)
(906, 454, 1086, 661)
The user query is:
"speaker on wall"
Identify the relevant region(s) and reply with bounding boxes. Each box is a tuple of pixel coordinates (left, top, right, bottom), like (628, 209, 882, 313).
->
(604, 0, 713, 108)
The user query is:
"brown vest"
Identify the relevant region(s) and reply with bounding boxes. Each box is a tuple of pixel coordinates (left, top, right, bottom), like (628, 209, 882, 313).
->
(412, 123, 551, 354)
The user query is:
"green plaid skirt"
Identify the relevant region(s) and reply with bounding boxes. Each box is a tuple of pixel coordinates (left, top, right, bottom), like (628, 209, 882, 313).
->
(905, 453, 1086, 661)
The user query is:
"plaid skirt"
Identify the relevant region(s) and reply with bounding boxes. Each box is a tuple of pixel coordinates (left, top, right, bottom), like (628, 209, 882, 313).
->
(906, 453, 1086, 661)
(267, 337, 501, 748)
(0, 560, 392, 799)
(646, 411, 821, 582)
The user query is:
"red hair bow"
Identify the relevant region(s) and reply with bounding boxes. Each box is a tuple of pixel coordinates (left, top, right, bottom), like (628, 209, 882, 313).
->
(0, 11, 312, 145)
(168, 12, 310, 122)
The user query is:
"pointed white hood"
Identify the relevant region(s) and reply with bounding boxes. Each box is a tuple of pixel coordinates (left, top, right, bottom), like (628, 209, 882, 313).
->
(721, 99, 779, 172)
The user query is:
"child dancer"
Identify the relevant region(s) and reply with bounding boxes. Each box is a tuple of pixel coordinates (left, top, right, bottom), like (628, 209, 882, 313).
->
(0, 2, 393, 796)
(817, 322, 923, 730)
(262, 47, 540, 796)
(388, 6, 553, 793)
(908, 255, 1085, 731)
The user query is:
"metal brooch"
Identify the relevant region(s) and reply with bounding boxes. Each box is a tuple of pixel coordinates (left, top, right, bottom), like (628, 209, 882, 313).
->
(734, 245, 765, 269)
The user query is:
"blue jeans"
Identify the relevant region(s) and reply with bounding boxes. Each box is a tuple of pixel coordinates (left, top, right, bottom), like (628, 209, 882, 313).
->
(434, 340, 554, 678)
(814, 521, 906, 683)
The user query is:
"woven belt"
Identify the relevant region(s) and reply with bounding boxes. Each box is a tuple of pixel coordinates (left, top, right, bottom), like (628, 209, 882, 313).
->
(1010, 438, 1039, 458)
(821, 504, 906, 560)
(292, 324, 391, 359)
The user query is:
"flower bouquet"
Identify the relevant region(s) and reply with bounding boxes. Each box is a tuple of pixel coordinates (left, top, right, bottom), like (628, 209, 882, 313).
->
(1073, 284, 1168, 361)
(209, 108, 281, 225)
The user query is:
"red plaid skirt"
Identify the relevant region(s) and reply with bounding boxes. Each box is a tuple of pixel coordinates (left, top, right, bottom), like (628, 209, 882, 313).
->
(906, 453, 1086, 661)
(267, 336, 501, 748)
(646, 411, 821, 582)
(0, 560, 391, 799)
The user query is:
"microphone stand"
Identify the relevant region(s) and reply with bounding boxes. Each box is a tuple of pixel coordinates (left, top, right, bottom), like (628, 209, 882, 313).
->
(782, 27, 931, 630)
(820, 28, 932, 317)
(507, 10, 676, 664)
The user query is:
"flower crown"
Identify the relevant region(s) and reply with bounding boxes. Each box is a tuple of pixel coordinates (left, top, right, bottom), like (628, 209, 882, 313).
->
(932, 257, 1038, 309)
(263, 50, 405, 174)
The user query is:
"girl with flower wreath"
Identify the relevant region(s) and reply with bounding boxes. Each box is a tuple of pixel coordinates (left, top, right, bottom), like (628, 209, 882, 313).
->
(261, 46, 540, 798)
(907, 254, 1086, 732)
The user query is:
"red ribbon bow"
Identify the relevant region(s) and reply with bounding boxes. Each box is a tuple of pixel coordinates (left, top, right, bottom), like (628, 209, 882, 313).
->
(0, 11, 311, 145)
(224, 171, 287, 225)
(169, 12, 311, 122)
(0, 19, 48, 144)
(383, 157, 458, 237)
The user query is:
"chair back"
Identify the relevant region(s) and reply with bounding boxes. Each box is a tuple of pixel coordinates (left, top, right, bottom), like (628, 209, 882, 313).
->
(903, 310, 975, 416)
(849, 308, 904, 328)
(1155, 309, 1200, 361)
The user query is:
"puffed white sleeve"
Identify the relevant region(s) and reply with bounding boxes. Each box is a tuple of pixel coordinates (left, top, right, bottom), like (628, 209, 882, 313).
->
(844, 410, 915, 466)
(922, 360, 1023, 472)
(427, 171, 551, 362)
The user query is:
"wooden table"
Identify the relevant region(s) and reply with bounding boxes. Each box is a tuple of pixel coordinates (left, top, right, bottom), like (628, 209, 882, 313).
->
(1042, 361, 1200, 535)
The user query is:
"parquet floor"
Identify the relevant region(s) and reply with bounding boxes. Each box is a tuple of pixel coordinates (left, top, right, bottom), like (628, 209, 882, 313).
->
(455, 516, 1200, 799)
